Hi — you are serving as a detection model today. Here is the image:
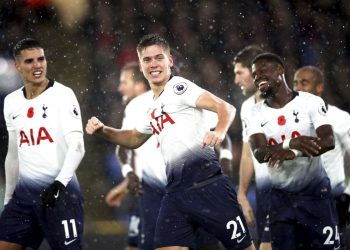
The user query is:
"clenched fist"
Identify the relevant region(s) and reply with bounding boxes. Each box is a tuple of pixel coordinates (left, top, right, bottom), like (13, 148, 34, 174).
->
(86, 116, 104, 135)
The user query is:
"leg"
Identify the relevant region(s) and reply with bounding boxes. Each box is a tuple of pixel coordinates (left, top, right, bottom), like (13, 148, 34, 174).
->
(156, 247, 189, 250)
(259, 242, 271, 250)
(0, 241, 23, 250)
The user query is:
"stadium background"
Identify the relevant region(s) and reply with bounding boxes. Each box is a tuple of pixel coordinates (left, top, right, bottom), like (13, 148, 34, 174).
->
(0, 0, 349, 249)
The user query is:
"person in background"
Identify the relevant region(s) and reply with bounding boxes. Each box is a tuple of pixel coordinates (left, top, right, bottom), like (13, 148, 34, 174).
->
(293, 65, 350, 248)
(0, 38, 85, 249)
(246, 52, 339, 249)
(106, 61, 149, 250)
(233, 45, 272, 250)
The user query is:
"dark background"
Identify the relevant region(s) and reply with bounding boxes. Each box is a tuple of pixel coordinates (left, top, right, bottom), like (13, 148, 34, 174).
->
(0, 0, 350, 249)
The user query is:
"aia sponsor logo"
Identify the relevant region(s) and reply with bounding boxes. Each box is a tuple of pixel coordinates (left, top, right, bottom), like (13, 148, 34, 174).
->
(149, 107, 175, 135)
(19, 127, 54, 146)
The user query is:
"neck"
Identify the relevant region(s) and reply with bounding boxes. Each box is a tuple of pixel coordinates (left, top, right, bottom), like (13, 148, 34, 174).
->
(24, 79, 49, 99)
(267, 86, 293, 108)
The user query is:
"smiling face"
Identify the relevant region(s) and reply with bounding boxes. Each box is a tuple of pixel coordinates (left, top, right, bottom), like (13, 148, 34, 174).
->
(252, 58, 284, 99)
(15, 48, 47, 86)
(233, 62, 256, 96)
(138, 44, 173, 88)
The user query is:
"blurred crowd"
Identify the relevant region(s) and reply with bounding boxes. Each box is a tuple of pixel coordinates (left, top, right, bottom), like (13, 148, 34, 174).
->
(1, 0, 350, 248)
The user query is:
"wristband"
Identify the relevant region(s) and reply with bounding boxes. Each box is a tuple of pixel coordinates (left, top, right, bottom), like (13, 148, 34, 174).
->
(291, 149, 302, 157)
(219, 149, 233, 160)
(282, 138, 291, 149)
(121, 164, 133, 178)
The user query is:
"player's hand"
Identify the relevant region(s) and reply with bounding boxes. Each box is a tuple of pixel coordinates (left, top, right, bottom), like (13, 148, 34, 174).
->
(85, 116, 104, 135)
(41, 181, 65, 207)
(237, 194, 255, 227)
(289, 136, 321, 157)
(264, 149, 296, 168)
(105, 179, 129, 207)
(202, 131, 224, 148)
(126, 171, 143, 196)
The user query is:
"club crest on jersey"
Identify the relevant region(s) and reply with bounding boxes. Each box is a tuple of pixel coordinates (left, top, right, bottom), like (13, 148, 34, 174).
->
(71, 105, 80, 119)
(318, 103, 327, 116)
(173, 82, 187, 95)
(42, 104, 48, 118)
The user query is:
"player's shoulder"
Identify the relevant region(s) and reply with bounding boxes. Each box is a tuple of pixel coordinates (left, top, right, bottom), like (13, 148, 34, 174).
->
(4, 86, 23, 101)
(296, 91, 323, 103)
(52, 81, 75, 94)
(167, 76, 195, 94)
(327, 104, 350, 122)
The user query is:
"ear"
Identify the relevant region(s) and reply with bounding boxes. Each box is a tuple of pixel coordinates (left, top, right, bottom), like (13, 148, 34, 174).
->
(168, 55, 174, 68)
(277, 66, 285, 75)
(316, 83, 324, 95)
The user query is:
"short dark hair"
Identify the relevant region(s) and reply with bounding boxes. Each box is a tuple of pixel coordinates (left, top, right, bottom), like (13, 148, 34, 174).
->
(13, 38, 43, 59)
(233, 45, 264, 69)
(296, 66, 324, 84)
(136, 34, 170, 55)
(121, 62, 149, 90)
(252, 52, 285, 69)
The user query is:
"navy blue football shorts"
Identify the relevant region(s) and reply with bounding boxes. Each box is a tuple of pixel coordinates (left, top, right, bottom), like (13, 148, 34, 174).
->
(255, 187, 271, 244)
(0, 196, 84, 250)
(269, 178, 340, 250)
(139, 182, 219, 250)
(127, 200, 141, 248)
(154, 174, 253, 249)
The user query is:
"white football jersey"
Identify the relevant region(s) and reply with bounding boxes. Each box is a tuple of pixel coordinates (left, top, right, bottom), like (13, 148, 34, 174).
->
(122, 90, 167, 188)
(3, 81, 83, 202)
(246, 91, 330, 191)
(241, 95, 271, 190)
(136, 76, 220, 191)
(321, 104, 350, 194)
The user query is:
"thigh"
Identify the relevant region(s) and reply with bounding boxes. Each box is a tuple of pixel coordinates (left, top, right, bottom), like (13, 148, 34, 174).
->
(128, 200, 141, 248)
(139, 185, 164, 250)
(270, 221, 297, 250)
(296, 198, 340, 249)
(36, 202, 84, 250)
(187, 177, 253, 249)
(154, 193, 195, 249)
(0, 200, 43, 249)
(256, 189, 271, 244)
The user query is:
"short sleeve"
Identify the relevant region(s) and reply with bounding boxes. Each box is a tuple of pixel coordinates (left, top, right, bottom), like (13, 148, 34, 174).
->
(308, 95, 331, 129)
(172, 79, 205, 108)
(60, 89, 83, 135)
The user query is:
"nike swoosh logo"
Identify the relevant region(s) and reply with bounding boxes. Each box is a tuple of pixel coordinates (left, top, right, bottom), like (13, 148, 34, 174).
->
(64, 239, 77, 245)
(260, 121, 269, 127)
(54, 190, 60, 199)
(12, 114, 20, 120)
(237, 234, 246, 243)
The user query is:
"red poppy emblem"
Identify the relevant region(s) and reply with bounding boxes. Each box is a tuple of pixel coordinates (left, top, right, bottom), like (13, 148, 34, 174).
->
(27, 107, 34, 118)
(277, 115, 286, 126)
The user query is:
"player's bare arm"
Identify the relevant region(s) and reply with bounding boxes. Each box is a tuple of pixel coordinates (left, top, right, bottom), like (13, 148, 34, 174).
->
(237, 142, 255, 227)
(86, 116, 151, 148)
(196, 91, 236, 148)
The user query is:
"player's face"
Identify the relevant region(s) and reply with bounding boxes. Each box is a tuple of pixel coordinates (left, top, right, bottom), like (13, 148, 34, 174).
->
(233, 63, 256, 96)
(252, 59, 282, 99)
(15, 48, 47, 86)
(118, 69, 137, 104)
(293, 70, 320, 96)
(138, 45, 173, 87)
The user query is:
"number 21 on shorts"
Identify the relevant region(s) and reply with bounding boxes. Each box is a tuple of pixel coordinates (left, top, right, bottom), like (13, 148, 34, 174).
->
(226, 216, 246, 240)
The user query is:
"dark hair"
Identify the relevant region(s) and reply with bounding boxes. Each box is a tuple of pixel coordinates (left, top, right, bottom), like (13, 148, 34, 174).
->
(233, 45, 264, 69)
(296, 66, 324, 84)
(121, 62, 149, 90)
(13, 38, 43, 58)
(252, 52, 285, 69)
(136, 34, 170, 55)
